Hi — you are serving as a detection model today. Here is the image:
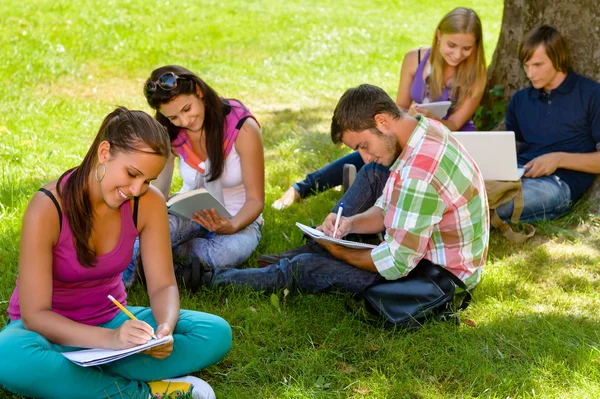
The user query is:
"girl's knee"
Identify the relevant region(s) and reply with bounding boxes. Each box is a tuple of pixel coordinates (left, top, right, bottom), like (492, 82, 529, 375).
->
(210, 315, 232, 356)
(180, 312, 232, 365)
(0, 325, 51, 374)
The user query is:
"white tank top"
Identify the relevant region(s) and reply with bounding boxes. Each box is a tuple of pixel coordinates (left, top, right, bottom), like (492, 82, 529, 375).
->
(178, 142, 246, 216)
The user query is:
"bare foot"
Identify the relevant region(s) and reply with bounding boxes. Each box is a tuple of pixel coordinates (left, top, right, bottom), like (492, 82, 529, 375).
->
(272, 186, 300, 210)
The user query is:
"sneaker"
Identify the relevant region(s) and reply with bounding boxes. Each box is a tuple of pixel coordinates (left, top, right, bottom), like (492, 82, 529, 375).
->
(257, 240, 321, 267)
(343, 164, 357, 193)
(272, 186, 300, 210)
(148, 375, 216, 399)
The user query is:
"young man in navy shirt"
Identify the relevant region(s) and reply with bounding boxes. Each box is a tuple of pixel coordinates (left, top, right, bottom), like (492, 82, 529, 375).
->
(498, 25, 600, 222)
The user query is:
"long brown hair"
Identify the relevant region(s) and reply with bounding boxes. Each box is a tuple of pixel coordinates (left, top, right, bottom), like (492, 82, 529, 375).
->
(428, 7, 487, 107)
(57, 107, 171, 267)
(144, 65, 228, 182)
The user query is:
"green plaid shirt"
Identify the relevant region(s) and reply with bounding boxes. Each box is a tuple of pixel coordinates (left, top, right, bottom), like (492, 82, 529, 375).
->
(371, 117, 489, 289)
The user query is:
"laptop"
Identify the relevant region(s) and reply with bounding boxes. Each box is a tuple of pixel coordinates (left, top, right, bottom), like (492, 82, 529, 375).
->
(451, 131, 525, 181)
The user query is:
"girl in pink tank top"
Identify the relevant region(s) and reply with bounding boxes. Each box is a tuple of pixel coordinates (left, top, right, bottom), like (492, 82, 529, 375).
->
(135, 65, 264, 274)
(0, 107, 231, 399)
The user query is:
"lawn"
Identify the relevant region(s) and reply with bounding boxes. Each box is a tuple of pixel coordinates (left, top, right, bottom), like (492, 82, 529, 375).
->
(1, 0, 599, 398)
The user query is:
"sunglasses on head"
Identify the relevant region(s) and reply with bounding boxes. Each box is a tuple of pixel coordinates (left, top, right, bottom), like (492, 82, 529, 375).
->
(144, 72, 180, 98)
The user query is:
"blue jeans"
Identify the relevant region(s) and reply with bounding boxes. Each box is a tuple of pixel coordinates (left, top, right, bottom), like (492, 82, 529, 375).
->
(293, 152, 368, 198)
(213, 163, 390, 293)
(496, 173, 572, 223)
(0, 308, 231, 399)
(123, 216, 262, 285)
(169, 215, 262, 268)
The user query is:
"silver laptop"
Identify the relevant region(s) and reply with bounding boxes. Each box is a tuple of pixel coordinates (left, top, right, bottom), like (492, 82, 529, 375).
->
(451, 131, 525, 181)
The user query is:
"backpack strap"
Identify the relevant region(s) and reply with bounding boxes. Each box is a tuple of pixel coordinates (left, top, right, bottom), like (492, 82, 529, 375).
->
(38, 188, 62, 232)
(418, 47, 422, 64)
(171, 99, 259, 174)
(486, 180, 535, 244)
(222, 98, 260, 157)
(431, 264, 472, 311)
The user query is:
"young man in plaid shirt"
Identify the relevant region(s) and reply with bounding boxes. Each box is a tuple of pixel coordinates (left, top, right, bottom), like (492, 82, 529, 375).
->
(209, 84, 489, 292)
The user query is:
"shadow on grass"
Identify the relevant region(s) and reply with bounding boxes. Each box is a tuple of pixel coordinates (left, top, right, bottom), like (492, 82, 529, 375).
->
(260, 106, 333, 146)
(260, 105, 350, 187)
(182, 285, 600, 398)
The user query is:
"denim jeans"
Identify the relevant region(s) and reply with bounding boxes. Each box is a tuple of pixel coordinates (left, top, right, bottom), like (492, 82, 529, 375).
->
(169, 215, 262, 268)
(496, 173, 572, 223)
(293, 151, 368, 198)
(123, 216, 262, 285)
(212, 163, 391, 293)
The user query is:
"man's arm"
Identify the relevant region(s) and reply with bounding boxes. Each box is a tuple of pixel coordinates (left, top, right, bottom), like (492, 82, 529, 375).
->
(371, 178, 445, 280)
(315, 241, 377, 272)
(559, 151, 600, 173)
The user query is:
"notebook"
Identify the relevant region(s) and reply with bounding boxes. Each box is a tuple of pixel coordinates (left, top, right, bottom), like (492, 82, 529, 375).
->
(167, 188, 231, 220)
(452, 131, 525, 181)
(417, 101, 452, 119)
(296, 222, 377, 250)
(62, 335, 173, 367)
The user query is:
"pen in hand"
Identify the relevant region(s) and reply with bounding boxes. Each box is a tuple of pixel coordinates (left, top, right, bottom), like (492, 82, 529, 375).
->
(332, 203, 344, 238)
(107, 295, 157, 339)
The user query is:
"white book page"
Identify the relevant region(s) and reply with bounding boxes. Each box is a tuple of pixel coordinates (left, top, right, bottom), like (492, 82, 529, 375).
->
(295, 223, 377, 250)
(62, 335, 173, 367)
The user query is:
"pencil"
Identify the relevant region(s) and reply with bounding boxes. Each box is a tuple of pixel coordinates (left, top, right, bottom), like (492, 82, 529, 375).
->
(107, 294, 157, 339)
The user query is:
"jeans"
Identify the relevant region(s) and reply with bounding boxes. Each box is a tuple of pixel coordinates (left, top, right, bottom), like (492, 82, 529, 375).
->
(496, 173, 572, 223)
(123, 216, 262, 285)
(293, 151, 368, 198)
(169, 215, 262, 268)
(0, 308, 231, 399)
(212, 163, 391, 293)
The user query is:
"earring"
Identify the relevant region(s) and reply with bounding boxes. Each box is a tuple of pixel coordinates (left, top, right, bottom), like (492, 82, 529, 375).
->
(95, 163, 106, 182)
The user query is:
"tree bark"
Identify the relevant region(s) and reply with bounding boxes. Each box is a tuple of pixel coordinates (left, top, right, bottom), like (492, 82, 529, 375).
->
(486, 0, 600, 209)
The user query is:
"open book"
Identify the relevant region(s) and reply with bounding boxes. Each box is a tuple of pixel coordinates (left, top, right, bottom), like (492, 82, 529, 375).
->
(167, 188, 232, 220)
(62, 335, 173, 367)
(296, 222, 377, 250)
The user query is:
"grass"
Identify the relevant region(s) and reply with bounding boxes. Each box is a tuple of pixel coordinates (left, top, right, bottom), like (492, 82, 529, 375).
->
(1, 0, 599, 398)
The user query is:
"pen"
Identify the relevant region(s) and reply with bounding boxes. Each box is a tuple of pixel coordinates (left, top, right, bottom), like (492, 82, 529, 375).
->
(333, 203, 344, 238)
(108, 295, 157, 339)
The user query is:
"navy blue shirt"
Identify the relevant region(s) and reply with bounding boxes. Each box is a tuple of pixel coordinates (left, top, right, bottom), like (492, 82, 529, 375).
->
(506, 72, 600, 201)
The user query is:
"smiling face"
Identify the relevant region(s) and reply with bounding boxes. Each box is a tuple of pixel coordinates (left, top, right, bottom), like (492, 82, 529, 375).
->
(436, 31, 477, 67)
(341, 128, 401, 167)
(158, 93, 205, 133)
(97, 141, 166, 209)
(523, 45, 565, 90)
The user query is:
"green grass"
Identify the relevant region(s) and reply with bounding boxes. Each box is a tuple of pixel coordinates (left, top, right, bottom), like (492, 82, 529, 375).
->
(1, 0, 600, 398)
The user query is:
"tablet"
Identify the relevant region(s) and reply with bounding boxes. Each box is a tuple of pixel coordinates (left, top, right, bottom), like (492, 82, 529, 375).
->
(417, 101, 452, 119)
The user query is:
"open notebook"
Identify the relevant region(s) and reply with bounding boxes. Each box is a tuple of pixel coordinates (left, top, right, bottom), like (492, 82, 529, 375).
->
(62, 335, 173, 367)
(296, 223, 377, 250)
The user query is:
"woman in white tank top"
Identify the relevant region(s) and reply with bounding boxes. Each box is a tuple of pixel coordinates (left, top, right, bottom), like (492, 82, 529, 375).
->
(127, 65, 264, 277)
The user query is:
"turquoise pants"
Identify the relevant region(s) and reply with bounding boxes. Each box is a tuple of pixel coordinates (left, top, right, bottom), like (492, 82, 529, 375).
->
(0, 307, 232, 399)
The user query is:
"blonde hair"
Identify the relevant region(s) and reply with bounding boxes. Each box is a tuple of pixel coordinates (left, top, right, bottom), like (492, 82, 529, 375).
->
(428, 7, 487, 107)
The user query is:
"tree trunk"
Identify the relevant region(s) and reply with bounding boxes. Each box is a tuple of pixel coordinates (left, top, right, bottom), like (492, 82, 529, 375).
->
(485, 0, 600, 210)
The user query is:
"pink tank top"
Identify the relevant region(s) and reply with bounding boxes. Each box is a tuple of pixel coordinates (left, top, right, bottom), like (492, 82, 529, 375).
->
(7, 188, 139, 326)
